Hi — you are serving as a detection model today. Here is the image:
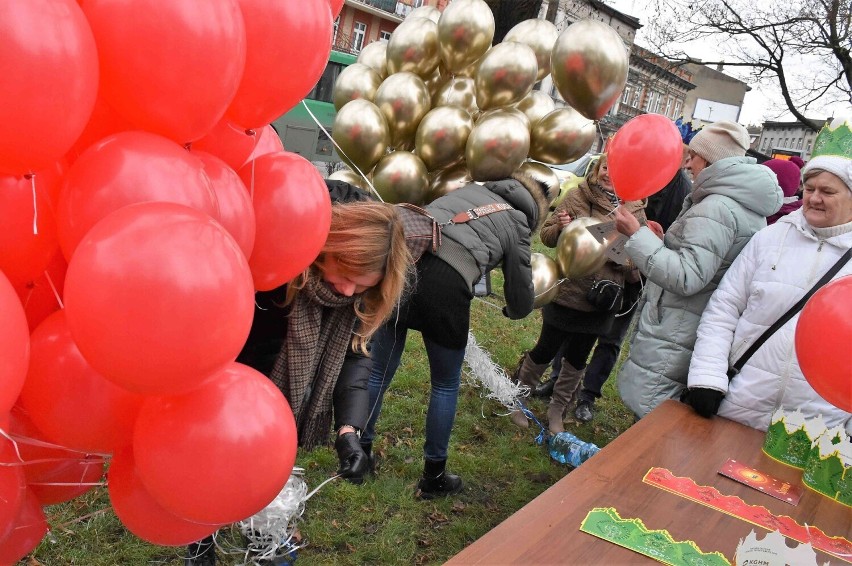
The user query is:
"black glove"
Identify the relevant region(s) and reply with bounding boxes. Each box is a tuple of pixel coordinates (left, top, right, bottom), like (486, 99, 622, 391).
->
(335, 432, 368, 484)
(683, 387, 725, 418)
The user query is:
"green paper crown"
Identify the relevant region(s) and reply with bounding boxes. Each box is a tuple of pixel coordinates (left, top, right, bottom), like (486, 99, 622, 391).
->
(803, 433, 852, 507)
(811, 117, 852, 159)
(762, 409, 825, 469)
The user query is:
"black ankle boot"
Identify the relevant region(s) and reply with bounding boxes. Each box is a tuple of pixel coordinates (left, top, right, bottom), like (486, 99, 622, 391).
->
(186, 536, 216, 566)
(533, 377, 556, 397)
(417, 458, 463, 500)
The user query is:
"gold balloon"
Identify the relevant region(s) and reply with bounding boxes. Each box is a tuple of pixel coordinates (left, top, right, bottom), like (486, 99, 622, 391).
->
(516, 161, 560, 204)
(433, 76, 479, 116)
(332, 63, 382, 111)
(437, 0, 494, 73)
(474, 42, 538, 110)
(328, 168, 372, 192)
(426, 162, 471, 203)
(408, 5, 441, 23)
(415, 106, 473, 171)
(476, 108, 530, 131)
(375, 71, 431, 150)
(465, 113, 530, 182)
(357, 41, 388, 80)
(530, 107, 596, 165)
(386, 18, 440, 78)
(504, 19, 559, 81)
(332, 99, 389, 173)
(531, 252, 560, 308)
(555, 217, 607, 279)
(372, 151, 429, 204)
(515, 91, 556, 130)
(551, 20, 629, 121)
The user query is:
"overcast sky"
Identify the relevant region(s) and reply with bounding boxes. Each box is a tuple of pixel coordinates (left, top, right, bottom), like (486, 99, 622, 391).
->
(603, 0, 840, 126)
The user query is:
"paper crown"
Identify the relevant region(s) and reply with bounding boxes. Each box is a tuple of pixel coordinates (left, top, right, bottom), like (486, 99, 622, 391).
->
(811, 115, 852, 159)
(736, 530, 822, 566)
(803, 425, 852, 507)
(762, 408, 823, 469)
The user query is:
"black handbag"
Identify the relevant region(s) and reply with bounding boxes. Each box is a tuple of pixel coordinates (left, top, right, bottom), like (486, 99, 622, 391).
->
(586, 279, 624, 313)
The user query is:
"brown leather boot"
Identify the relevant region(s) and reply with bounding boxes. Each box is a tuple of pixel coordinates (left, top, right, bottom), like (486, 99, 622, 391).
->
(547, 361, 585, 434)
(511, 352, 549, 389)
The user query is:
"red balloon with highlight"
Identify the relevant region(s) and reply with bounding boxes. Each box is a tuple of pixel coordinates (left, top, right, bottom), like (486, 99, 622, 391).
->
(608, 114, 683, 201)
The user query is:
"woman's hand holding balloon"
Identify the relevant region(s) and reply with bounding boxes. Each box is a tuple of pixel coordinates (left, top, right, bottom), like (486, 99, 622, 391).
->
(614, 205, 641, 237)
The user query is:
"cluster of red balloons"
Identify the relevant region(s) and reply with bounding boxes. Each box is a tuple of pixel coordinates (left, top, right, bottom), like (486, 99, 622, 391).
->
(0, 0, 343, 558)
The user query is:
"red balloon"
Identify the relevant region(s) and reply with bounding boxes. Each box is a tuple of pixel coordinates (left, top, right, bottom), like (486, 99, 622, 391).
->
(8, 406, 104, 506)
(134, 363, 297, 524)
(227, 0, 333, 129)
(0, 272, 30, 415)
(239, 152, 331, 290)
(0, 170, 60, 289)
(14, 251, 68, 332)
(194, 151, 257, 259)
(795, 275, 852, 412)
(109, 448, 221, 547)
(0, 435, 26, 543)
(191, 119, 259, 172)
(0, 488, 48, 564)
(82, 0, 247, 143)
(57, 131, 220, 260)
(245, 125, 285, 165)
(65, 93, 134, 165)
(64, 202, 255, 395)
(20, 311, 145, 453)
(0, 0, 98, 175)
(608, 114, 683, 201)
(329, 0, 344, 18)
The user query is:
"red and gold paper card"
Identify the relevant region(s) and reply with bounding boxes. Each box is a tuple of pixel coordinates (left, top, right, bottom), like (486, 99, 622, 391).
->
(719, 458, 803, 505)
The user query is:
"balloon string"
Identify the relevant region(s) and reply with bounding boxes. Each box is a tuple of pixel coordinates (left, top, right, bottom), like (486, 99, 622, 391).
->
(305, 473, 341, 501)
(534, 277, 568, 301)
(27, 172, 38, 235)
(299, 100, 383, 202)
(44, 270, 64, 309)
(0, 427, 110, 467)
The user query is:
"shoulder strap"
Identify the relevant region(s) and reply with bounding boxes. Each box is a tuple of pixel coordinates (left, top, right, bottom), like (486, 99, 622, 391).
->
(728, 247, 852, 380)
(446, 203, 513, 225)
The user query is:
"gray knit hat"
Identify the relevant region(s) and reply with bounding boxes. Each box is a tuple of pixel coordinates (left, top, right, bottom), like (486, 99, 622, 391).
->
(689, 120, 751, 164)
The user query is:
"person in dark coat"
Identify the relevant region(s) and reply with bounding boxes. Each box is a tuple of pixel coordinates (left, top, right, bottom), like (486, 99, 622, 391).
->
(359, 172, 550, 499)
(186, 183, 412, 566)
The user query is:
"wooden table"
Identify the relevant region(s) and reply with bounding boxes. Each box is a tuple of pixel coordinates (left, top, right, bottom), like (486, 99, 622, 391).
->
(447, 400, 851, 565)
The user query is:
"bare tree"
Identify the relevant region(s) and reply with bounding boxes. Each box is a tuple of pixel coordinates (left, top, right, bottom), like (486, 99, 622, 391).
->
(483, 0, 543, 43)
(643, 0, 851, 130)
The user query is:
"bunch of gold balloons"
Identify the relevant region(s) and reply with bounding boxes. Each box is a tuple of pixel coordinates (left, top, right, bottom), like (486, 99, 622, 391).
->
(331, 0, 628, 205)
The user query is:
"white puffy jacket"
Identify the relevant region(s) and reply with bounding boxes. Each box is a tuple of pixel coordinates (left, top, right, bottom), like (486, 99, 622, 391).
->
(688, 209, 852, 434)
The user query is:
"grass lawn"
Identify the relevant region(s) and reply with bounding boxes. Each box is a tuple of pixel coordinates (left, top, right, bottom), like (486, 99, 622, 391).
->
(24, 245, 637, 565)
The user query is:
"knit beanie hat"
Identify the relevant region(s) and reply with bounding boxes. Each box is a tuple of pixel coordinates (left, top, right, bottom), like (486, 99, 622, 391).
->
(762, 159, 801, 198)
(802, 115, 852, 193)
(789, 155, 805, 170)
(688, 120, 750, 164)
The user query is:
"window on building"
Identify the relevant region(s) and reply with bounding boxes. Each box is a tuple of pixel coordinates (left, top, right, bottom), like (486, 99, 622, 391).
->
(672, 101, 682, 118)
(806, 140, 812, 152)
(352, 21, 366, 53)
(632, 87, 641, 109)
(379, 30, 392, 41)
(643, 91, 654, 112)
(622, 84, 632, 105)
(797, 138, 803, 149)
(414, 0, 424, 6)
(664, 96, 672, 117)
(762, 138, 769, 150)
(306, 61, 346, 103)
(333, 16, 339, 46)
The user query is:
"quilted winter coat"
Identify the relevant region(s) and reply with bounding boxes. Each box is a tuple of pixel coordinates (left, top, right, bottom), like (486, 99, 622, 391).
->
(688, 209, 852, 434)
(617, 156, 783, 418)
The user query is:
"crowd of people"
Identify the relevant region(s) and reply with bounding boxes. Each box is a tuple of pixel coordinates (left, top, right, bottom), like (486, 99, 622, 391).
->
(187, 118, 852, 566)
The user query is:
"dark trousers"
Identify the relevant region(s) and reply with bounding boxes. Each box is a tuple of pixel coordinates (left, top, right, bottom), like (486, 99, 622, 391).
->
(550, 308, 634, 403)
(529, 321, 599, 371)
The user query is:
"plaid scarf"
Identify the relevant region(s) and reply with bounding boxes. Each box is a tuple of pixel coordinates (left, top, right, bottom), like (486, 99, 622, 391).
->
(268, 277, 359, 449)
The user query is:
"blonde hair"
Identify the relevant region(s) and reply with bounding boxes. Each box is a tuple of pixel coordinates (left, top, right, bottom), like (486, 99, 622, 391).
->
(287, 201, 412, 353)
(586, 153, 608, 186)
